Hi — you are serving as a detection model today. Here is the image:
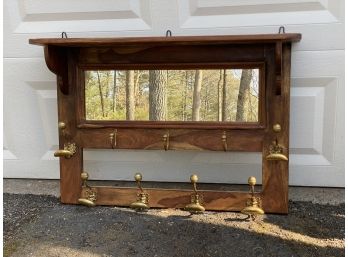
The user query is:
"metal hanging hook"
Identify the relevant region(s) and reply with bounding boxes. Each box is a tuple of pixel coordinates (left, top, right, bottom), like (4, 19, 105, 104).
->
(278, 26, 285, 34)
(166, 30, 172, 37)
(61, 32, 68, 38)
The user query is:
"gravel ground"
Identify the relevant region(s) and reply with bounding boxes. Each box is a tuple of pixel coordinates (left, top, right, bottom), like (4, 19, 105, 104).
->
(3, 193, 344, 257)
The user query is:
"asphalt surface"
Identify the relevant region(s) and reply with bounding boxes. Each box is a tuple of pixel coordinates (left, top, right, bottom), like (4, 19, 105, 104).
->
(4, 193, 344, 257)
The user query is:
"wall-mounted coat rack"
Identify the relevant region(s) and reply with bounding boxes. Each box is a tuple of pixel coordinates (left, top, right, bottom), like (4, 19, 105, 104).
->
(29, 32, 301, 214)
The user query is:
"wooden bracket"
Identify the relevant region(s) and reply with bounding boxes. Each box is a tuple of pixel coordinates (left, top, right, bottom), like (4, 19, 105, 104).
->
(44, 46, 69, 95)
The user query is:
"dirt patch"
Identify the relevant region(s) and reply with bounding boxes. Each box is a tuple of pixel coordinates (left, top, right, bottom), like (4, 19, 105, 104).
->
(3, 193, 344, 257)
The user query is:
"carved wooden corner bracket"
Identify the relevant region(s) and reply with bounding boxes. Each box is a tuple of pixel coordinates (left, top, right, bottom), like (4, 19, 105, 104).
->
(44, 45, 69, 95)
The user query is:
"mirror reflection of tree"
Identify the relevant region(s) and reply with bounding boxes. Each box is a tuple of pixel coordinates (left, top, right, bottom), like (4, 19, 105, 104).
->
(85, 69, 259, 122)
(149, 70, 167, 121)
(126, 70, 135, 120)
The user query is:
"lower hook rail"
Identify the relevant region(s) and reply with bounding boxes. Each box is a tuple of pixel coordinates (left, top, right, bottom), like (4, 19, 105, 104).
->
(241, 176, 264, 220)
(78, 172, 97, 207)
(184, 174, 205, 214)
(130, 173, 149, 211)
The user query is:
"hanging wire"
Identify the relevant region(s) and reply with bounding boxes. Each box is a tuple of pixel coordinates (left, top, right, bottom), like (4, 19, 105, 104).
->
(61, 32, 68, 38)
(166, 30, 172, 37)
(278, 26, 285, 34)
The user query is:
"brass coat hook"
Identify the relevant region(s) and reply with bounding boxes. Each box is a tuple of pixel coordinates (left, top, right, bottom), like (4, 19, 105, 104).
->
(266, 139, 288, 161)
(222, 131, 228, 151)
(130, 173, 149, 211)
(241, 176, 264, 220)
(266, 124, 288, 161)
(78, 172, 97, 207)
(109, 129, 117, 149)
(54, 142, 76, 159)
(162, 131, 170, 151)
(185, 174, 205, 214)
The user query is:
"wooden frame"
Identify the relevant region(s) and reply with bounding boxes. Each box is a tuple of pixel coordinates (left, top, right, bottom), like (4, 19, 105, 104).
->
(29, 33, 301, 214)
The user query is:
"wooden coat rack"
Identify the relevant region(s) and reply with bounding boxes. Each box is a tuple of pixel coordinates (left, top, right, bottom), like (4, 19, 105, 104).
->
(30, 32, 301, 214)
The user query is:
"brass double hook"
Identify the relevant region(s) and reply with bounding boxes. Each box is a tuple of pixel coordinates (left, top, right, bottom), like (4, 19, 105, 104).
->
(266, 124, 288, 161)
(109, 129, 117, 149)
(241, 176, 264, 220)
(162, 131, 170, 151)
(221, 131, 228, 151)
(184, 174, 205, 214)
(78, 172, 97, 207)
(54, 122, 76, 159)
(130, 173, 150, 211)
(54, 142, 76, 159)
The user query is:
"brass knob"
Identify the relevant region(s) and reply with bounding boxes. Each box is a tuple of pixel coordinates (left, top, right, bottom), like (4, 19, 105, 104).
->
(58, 122, 66, 130)
(248, 176, 256, 186)
(190, 174, 198, 184)
(58, 122, 68, 137)
(81, 172, 89, 181)
(273, 124, 281, 132)
(134, 173, 142, 182)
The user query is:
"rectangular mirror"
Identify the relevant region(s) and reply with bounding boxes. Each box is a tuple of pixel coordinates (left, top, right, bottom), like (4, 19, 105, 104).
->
(85, 69, 259, 122)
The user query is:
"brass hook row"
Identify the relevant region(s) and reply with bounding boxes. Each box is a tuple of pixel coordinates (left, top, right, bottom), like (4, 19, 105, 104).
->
(77, 172, 264, 219)
(54, 122, 288, 163)
(109, 129, 117, 149)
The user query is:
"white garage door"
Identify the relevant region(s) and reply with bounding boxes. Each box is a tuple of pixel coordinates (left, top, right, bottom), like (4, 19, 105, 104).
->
(4, 0, 344, 187)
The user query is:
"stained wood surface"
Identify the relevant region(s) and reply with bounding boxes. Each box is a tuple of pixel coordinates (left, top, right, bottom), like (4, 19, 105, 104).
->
(58, 53, 82, 204)
(44, 46, 69, 94)
(93, 186, 267, 212)
(78, 45, 265, 66)
(29, 34, 301, 47)
(261, 44, 291, 213)
(77, 129, 264, 151)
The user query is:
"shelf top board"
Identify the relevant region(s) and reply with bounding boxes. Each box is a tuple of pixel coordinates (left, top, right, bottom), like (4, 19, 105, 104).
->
(29, 33, 301, 47)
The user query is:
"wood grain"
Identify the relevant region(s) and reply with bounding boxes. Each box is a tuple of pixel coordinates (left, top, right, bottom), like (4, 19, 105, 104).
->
(93, 186, 264, 212)
(58, 52, 82, 204)
(261, 43, 291, 214)
(76, 129, 264, 152)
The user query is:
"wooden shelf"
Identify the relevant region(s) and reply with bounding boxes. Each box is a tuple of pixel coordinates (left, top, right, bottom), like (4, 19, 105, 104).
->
(29, 33, 301, 47)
